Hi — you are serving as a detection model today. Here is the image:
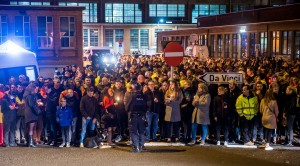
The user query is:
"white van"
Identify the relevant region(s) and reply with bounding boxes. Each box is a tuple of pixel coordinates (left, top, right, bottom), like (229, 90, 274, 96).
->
(0, 40, 39, 83)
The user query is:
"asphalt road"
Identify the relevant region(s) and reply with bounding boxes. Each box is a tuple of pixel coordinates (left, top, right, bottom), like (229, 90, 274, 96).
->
(0, 144, 299, 166)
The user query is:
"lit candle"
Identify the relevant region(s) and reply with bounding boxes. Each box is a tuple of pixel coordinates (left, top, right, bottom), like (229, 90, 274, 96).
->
(117, 97, 120, 101)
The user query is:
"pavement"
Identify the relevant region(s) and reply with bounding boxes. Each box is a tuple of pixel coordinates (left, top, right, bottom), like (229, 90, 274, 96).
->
(1, 142, 300, 166)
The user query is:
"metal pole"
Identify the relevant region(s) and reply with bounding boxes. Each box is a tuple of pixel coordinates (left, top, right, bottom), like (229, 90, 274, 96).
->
(171, 66, 174, 80)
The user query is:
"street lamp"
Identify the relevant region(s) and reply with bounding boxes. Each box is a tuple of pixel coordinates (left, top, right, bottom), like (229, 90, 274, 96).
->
(158, 19, 164, 27)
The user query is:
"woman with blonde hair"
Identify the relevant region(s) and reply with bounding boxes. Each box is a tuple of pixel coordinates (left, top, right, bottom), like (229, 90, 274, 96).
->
(189, 83, 211, 145)
(164, 80, 183, 143)
(260, 89, 279, 150)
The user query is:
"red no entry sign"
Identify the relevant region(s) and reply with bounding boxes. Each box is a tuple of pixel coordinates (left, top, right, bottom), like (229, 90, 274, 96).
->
(164, 42, 184, 67)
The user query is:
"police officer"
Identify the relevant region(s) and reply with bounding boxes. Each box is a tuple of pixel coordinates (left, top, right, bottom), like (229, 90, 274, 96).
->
(125, 83, 147, 152)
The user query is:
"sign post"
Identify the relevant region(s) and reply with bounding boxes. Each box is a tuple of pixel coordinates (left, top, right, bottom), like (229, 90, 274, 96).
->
(200, 72, 244, 84)
(163, 42, 184, 80)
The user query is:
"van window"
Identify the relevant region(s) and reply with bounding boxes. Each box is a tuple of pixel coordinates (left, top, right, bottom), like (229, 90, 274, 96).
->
(0, 65, 38, 84)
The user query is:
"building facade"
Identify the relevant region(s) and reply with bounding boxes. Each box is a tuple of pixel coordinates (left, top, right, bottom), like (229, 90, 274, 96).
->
(156, 4, 300, 60)
(0, 5, 84, 77)
(1, 0, 289, 56)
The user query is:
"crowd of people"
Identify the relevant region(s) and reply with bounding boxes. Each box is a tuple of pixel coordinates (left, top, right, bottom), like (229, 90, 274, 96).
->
(0, 54, 300, 151)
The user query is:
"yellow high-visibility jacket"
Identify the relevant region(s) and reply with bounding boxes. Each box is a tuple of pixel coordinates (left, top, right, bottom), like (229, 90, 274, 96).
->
(236, 93, 259, 120)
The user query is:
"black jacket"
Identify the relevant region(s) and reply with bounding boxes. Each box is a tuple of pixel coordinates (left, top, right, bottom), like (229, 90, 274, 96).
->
(45, 90, 59, 117)
(66, 95, 80, 117)
(213, 94, 230, 118)
(80, 95, 99, 119)
(145, 88, 163, 113)
(284, 92, 297, 116)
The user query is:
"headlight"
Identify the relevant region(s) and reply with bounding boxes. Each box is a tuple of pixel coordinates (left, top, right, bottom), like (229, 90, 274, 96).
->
(103, 57, 108, 63)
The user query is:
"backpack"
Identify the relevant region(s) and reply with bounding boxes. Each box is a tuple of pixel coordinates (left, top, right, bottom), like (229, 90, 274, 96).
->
(130, 92, 147, 113)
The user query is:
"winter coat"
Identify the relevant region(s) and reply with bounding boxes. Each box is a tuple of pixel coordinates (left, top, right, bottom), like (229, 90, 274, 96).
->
(165, 91, 183, 122)
(260, 99, 278, 129)
(66, 96, 79, 117)
(45, 90, 59, 117)
(1, 94, 17, 122)
(24, 93, 40, 124)
(283, 92, 297, 116)
(145, 88, 163, 114)
(191, 93, 211, 125)
(56, 106, 73, 127)
(80, 95, 99, 119)
(213, 94, 230, 118)
(236, 93, 259, 120)
(180, 87, 195, 121)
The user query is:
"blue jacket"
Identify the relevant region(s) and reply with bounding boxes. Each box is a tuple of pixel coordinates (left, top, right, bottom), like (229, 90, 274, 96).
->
(56, 106, 73, 127)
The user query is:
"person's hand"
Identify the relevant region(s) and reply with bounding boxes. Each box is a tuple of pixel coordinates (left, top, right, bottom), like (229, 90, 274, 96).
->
(9, 105, 15, 110)
(214, 117, 217, 122)
(92, 118, 97, 123)
(154, 98, 158, 102)
(114, 103, 118, 106)
(86, 117, 91, 120)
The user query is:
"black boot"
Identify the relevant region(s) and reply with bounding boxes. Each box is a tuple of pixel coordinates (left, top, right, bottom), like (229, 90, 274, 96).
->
(28, 135, 36, 148)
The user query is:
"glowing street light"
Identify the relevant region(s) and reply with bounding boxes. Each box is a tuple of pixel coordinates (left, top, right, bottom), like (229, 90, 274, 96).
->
(158, 19, 164, 27)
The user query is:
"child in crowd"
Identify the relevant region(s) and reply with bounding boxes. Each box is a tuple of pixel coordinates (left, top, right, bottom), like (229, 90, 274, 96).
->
(56, 97, 73, 148)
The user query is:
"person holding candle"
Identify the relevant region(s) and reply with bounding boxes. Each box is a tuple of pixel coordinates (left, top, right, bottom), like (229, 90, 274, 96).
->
(1, 86, 18, 147)
(113, 79, 127, 141)
(164, 80, 183, 143)
(102, 87, 118, 146)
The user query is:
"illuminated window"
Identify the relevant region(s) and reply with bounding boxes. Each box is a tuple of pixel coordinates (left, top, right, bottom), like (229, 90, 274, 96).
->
(271, 31, 280, 56)
(149, 4, 185, 17)
(199, 35, 207, 46)
(232, 34, 239, 58)
(232, 4, 253, 12)
(249, 33, 256, 56)
(260, 32, 267, 56)
(10, 1, 50, 5)
(60, 16, 75, 48)
(37, 16, 53, 49)
(224, 34, 230, 58)
(192, 4, 226, 23)
(15, 16, 31, 48)
(90, 29, 98, 46)
(295, 31, 300, 58)
(105, 3, 142, 23)
(104, 29, 124, 48)
(0, 15, 8, 44)
(130, 29, 139, 50)
(210, 35, 215, 57)
(83, 29, 88, 47)
(140, 29, 149, 49)
(154, 29, 171, 46)
(282, 31, 293, 55)
(105, 29, 113, 47)
(59, 3, 97, 23)
(217, 35, 222, 57)
(130, 29, 149, 51)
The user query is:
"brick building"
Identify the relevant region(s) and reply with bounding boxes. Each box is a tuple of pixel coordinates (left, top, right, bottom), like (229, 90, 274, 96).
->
(0, 5, 84, 77)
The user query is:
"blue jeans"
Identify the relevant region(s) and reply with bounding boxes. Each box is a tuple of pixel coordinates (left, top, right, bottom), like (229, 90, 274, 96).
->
(44, 115, 57, 142)
(61, 126, 72, 144)
(191, 123, 208, 141)
(146, 112, 159, 140)
(80, 117, 96, 143)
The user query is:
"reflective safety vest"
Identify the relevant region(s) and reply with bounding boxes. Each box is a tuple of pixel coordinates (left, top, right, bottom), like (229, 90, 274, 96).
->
(236, 94, 258, 120)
